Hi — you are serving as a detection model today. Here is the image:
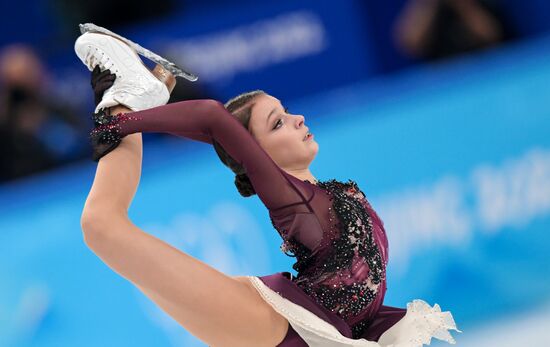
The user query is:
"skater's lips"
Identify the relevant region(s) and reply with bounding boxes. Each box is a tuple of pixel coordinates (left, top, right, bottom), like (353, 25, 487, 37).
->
(303, 127, 313, 141)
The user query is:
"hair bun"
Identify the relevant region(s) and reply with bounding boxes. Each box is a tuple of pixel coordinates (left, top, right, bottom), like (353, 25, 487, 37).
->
(234, 173, 255, 197)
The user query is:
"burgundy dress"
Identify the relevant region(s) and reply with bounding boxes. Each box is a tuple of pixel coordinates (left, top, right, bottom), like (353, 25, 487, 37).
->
(91, 99, 407, 345)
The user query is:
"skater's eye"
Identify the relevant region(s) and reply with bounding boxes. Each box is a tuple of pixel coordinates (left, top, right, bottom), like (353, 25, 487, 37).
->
(272, 107, 289, 130)
(273, 118, 283, 130)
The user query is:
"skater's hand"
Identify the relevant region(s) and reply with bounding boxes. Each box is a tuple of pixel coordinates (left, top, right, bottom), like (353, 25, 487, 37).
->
(91, 66, 116, 107)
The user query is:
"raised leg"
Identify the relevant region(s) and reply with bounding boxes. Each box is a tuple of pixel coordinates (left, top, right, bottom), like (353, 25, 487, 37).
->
(81, 105, 290, 347)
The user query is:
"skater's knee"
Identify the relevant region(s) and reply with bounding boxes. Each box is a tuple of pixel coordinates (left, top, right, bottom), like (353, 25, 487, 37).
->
(80, 208, 127, 247)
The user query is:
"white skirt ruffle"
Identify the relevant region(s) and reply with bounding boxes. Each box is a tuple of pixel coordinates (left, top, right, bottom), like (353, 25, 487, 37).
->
(247, 276, 461, 347)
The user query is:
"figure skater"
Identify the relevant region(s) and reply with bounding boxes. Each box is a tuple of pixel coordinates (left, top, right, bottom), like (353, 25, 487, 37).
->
(76, 32, 460, 347)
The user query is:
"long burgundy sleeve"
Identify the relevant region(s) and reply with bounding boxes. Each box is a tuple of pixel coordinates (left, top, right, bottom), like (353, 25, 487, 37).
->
(109, 99, 311, 212)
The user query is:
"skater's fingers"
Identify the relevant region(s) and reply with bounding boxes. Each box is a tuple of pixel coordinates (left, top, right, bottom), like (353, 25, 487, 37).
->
(96, 80, 115, 90)
(96, 78, 115, 89)
(91, 66, 102, 83)
(91, 70, 116, 89)
(96, 75, 115, 86)
(96, 69, 114, 80)
(92, 69, 116, 106)
(102, 74, 116, 82)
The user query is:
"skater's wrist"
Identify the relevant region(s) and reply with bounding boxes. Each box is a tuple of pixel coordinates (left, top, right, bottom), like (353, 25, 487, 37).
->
(109, 105, 133, 116)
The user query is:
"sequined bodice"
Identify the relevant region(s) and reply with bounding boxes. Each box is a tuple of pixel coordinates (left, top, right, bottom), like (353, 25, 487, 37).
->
(269, 178, 389, 338)
(89, 99, 390, 339)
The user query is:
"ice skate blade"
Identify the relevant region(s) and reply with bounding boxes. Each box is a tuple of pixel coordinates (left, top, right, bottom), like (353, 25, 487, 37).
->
(79, 23, 198, 82)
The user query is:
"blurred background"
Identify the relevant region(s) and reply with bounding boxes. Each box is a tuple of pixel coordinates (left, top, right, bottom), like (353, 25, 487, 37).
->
(1, 0, 549, 346)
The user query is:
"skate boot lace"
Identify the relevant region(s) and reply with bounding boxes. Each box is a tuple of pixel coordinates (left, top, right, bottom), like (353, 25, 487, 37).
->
(84, 45, 156, 97)
(84, 46, 122, 78)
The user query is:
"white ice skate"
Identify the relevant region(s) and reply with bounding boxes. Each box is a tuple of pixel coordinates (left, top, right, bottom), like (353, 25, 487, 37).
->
(74, 27, 190, 112)
(79, 23, 197, 82)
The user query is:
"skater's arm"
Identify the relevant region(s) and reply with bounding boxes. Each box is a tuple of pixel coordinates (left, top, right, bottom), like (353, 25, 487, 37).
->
(83, 105, 142, 214)
(101, 99, 310, 212)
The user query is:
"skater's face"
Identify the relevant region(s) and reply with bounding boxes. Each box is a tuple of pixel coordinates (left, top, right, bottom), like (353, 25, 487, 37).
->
(248, 94, 318, 170)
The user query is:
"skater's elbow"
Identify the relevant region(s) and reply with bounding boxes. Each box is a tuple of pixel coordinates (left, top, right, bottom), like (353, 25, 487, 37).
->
(80, 208, 127, 248)
(202, 98, 224, 108)
(201, 99, 226, 114)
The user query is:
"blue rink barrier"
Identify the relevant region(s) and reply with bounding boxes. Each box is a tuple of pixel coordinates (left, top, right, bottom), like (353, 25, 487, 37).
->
(1, 35, 550, 347)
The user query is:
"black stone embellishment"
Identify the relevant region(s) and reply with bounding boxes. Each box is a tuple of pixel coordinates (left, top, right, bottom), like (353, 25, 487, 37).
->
(92, 108, 118, 127)
(89, 109, 137, 162)
(270, 178, 387, 339)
